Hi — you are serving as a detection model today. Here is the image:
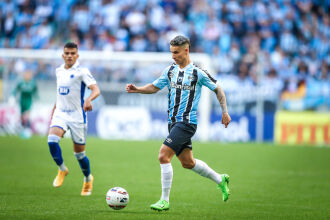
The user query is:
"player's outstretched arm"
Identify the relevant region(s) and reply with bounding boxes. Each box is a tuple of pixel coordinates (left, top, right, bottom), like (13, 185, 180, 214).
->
(83, 84, 100, 112)
(126, 83, 160, 94)
(214, 84, 231, 128)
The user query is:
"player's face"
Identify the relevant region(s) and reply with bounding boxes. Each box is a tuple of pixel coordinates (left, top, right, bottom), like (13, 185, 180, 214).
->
(62, 47, 79, 68)
(23, 71, 33, 81)
(170, 45, 188, 66)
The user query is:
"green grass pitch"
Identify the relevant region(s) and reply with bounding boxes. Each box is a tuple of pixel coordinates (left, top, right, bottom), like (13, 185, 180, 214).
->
(0, 136, 329, 220)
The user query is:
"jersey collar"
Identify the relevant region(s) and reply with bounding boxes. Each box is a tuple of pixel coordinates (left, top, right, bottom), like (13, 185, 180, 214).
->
(178, 61, 193, 71)
(60, 61, 80, 70)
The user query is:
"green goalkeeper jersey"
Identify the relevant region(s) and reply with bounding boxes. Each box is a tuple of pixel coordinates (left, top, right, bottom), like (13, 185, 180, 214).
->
(12, 79, 38, 113)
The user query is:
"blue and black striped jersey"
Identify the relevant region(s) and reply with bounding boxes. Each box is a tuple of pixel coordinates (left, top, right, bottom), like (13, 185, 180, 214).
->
(153, 62, 218, 124)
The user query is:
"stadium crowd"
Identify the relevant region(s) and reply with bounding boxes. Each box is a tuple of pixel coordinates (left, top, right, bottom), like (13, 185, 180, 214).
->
(0, 0, 329, 110)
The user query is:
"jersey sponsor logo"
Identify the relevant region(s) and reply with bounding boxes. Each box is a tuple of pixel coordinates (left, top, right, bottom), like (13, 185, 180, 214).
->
(60, 109, 75, 113)
(58, 86, 70, 95)
(182, 84, 195, 90)
(170, 82, 182, 89)
(170, 82, 195, 90)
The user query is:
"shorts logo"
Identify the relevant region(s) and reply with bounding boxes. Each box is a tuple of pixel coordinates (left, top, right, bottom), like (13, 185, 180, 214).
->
(59, 86, 70, 95)
(166, 138, 172, 143)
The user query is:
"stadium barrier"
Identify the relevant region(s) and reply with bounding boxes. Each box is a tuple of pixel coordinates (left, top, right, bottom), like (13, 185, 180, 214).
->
(0, 103, 274, 142)
(275, 111, 330, 146)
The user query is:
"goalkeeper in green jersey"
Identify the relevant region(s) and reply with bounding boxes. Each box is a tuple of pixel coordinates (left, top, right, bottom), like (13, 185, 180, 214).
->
(11, 70, 38, 137)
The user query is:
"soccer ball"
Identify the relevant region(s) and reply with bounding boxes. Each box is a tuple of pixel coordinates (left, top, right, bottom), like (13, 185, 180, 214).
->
(106, 187, 129, 210)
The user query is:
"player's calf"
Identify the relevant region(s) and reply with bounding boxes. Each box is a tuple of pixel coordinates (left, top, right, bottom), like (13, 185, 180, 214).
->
(48, 135, 64, 166)
(74, 151, 91, 177)
(48, 134, 69, 187)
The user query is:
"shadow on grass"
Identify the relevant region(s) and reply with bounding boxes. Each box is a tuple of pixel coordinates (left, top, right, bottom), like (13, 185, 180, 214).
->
(87, 209, 179, 216)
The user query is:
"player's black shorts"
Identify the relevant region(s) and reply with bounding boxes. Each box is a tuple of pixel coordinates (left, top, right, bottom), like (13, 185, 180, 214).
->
(163, 122, 197, 156)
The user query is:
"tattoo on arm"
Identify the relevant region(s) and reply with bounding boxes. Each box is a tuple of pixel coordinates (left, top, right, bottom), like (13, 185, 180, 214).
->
(215, 86, 228, 113)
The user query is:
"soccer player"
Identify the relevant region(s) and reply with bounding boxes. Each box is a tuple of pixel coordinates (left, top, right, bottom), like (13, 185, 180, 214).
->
(48, 42, 100, 196)
(126, 35, 231, 211)
(11, 70, 38, 138)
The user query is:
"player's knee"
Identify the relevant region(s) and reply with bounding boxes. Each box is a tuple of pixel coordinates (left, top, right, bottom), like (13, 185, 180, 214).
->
(181, 160, 195, 169)
(74, 151, 86, 160)
(158, 153, 171, 163)
(48, 134, 61, 145)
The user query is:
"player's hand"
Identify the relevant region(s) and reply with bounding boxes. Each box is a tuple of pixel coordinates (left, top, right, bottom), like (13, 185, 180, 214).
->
(126, 84, 138, 93)
(221, 112, 231, 128)
(83, 99, 93, 111)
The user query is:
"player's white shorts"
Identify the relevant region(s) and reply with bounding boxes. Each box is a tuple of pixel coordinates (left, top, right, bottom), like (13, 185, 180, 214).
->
(50, 114, 87, 145)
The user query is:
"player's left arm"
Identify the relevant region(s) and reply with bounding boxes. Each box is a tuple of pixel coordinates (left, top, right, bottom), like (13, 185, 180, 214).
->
(214, 84, 231, 128)
(199, 69, 231, 128)
(83, 84, 100, 112)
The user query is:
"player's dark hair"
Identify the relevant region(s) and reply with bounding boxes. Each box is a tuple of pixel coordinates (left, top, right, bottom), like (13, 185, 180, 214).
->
(170, 35, 190, 47)
(64, 42, 78, 49)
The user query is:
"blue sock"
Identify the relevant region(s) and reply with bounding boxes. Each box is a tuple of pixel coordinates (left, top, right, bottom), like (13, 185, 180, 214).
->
(48, 135, 63, 166)
(74, 151, 91, 177)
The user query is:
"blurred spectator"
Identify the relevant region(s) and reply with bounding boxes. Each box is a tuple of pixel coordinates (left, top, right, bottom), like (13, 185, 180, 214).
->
(0, 0, 328, 112)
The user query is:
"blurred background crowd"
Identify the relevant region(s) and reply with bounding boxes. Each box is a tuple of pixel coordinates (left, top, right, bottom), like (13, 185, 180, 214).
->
(0, 0, 329, 110)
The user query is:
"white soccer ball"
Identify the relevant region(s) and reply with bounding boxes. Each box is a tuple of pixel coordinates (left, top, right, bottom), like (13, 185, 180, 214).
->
(106, 187, 129, 210)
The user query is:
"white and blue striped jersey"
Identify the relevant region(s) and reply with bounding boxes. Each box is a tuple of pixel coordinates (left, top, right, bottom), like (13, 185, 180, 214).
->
(153, 62, 218, 125)
(53, 61, 96, 124)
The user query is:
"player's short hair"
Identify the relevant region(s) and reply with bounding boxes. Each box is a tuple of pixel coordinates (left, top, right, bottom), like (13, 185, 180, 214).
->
(64, 42, 78, 49)
(170, 35, 190, 48)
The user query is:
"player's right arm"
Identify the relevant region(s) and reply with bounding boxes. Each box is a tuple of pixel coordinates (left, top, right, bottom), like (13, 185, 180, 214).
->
(126, 83, 160, 94)
(126, 65, 171, 94)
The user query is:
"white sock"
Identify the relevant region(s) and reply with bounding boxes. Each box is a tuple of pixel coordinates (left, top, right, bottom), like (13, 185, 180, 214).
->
(192, 159, 222, 184)
(160, 163, 173, 202)
(84, 174, 92, 182)
(59, 163, 67, 171)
